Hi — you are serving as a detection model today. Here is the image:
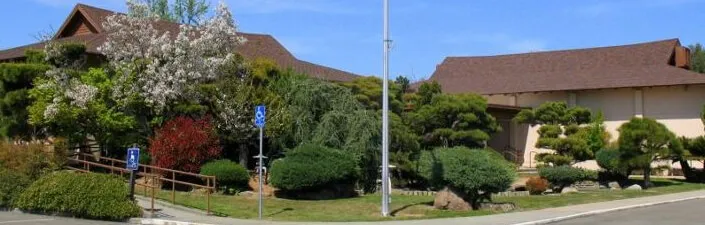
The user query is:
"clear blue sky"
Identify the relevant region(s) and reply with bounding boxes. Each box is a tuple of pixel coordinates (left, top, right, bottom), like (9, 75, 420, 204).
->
(1, 0, 704, 81)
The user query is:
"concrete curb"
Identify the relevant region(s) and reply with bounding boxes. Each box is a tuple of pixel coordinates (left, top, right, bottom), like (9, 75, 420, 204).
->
(511, 195, 705, 225)
(138, 218, 216, 225)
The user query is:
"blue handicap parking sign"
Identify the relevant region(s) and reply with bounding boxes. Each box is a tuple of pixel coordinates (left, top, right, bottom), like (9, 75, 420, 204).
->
(255, 105, 266, 128)
(126, 148, 140, 171)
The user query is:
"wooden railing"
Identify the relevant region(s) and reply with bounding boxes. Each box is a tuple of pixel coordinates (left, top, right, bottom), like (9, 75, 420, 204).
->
(68, 153, 216, 214)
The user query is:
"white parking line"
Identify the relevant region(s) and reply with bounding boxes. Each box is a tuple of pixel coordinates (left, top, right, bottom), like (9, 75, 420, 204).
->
(0, 219, 55, 224)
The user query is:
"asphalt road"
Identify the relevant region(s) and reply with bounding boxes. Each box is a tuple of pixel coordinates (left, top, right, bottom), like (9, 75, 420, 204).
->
(2, 198, 704, 225)
(552, 198, 705, 225)
(0, 211, 127, 225)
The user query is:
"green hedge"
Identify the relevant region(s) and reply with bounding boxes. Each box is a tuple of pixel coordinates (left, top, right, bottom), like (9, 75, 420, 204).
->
(200, 159, 249, 193)
(0, 169, 31, 209)
(15, 172, 141, 221)
(418, 147, 516, 209)
(269, 143, 360, 192)
(539, 166, 597, 191)
(595, 149, 628, 182)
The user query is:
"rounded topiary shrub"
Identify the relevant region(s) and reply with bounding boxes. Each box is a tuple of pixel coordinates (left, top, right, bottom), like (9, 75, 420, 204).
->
(269, 143, 360, 199)
(0, 169, 31, 209)
(595, 149, 628, 183)
(15, 171, 141, 221)
(200, 159, 249, 194)
(418, 147, 517, 210)
(525, 177, 548, 195)
(539, 166, 597, 192)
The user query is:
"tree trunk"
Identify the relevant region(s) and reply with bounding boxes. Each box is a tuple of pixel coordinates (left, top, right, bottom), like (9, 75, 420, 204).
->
(643, 166, 652, 189)
(469, 195, 481, 210)
(679, 160, 696, 182)
(238, 144, 248, 168)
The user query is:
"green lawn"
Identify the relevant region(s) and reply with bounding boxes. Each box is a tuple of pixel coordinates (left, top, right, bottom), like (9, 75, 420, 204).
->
(137, 178, 705, 222)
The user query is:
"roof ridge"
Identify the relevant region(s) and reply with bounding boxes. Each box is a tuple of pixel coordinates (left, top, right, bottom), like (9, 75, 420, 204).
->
(0, 3, 362, 81)
(296, 58, 358, 76)
(75, 4, 272, 38)
(446, 38, 680, 59)
(76, 3, 118, 14)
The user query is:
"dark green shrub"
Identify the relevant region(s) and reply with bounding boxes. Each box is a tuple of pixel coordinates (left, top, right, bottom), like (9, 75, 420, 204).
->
(538, 125, 562, 138)
(539, 166, 597, 192)
(15, 171, 141, 220)
(418, 147, 516, 210)
(200, 159, 249, 193)
(0, 169, 31, 209)
(595, 148, 628, 182)
(596, 149, 622, 172)
(0, 63, 50, 140)
(269, 143, 360, 198)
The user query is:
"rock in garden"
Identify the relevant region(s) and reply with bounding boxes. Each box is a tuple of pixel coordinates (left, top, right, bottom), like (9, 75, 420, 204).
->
(574, 182, 599, 191)
(433, 187, 472, 211)
(239, 191, 255, 197)
(608, 181, 621, 189)
(561, 187, 579, 194)
(625, 184, 643, 191)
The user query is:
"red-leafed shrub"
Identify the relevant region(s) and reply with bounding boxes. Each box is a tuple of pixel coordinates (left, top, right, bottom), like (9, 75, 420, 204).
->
(525, 176, 549, 195)
(149, 116, 221, 173)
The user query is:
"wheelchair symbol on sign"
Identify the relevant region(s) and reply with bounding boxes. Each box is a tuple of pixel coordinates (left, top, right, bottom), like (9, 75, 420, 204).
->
(255, 105, 266, 128)
(126, 148, 140, 171)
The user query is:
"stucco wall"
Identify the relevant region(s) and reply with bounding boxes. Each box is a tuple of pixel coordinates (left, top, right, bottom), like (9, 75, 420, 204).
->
(500, 85, 705, 169)
(577, 89, 633, 141)
(486, 95, 512, 105)
(644, 85, 705, 138)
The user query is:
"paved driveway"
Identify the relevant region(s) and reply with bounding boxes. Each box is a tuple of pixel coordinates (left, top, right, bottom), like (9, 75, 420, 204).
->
(551, 198, 705, 225)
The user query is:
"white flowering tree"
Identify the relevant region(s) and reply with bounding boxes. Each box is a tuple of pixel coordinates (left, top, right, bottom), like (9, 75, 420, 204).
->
(28, 0, 246, 156)
(99, 0, 244, 112)
(28, 42, 137, 151)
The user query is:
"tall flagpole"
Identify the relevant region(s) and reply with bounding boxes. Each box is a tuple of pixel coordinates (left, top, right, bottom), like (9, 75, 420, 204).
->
(381, 0, 391, 217)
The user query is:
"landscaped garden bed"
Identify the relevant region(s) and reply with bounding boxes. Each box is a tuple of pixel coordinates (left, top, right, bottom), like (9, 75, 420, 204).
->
(139, 178, 705, 222)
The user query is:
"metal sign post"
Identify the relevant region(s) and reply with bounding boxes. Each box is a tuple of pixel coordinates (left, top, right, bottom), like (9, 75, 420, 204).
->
(254, 105, 266, 220)
(126, 147, 140, 200)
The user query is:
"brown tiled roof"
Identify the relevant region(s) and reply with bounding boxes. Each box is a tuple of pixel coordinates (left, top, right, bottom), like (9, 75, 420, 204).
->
(0, 34, 106, 60)
(429, 39, 705, 94)
(0, 3, 359, 82)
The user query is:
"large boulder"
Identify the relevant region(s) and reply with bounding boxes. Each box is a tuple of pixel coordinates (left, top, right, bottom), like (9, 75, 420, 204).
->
(561, 187, 579, 194)
(625, 184, 643, 191)
(608, 181, 621, 189)
(433, 187, 472, 211)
